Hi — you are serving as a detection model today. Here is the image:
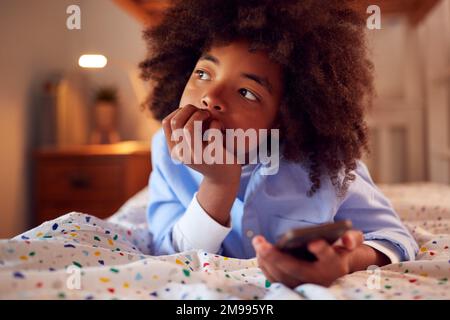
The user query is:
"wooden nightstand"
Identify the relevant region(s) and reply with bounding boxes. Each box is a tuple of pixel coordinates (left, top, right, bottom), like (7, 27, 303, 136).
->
(33, 142, 151, 225)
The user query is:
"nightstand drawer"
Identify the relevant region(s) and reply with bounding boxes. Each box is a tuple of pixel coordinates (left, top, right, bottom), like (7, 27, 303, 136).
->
(33, 142, 151, 225)
(36, 160, 124, 202)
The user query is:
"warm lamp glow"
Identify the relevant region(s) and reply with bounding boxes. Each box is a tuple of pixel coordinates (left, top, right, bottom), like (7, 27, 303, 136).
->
(78, 54, 108, 68)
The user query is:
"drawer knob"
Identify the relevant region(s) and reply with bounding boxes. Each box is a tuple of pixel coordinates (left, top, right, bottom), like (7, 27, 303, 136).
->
(69, 174, 91, 189)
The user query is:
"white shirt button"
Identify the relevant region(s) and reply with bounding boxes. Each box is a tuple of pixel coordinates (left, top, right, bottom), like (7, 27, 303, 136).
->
(246, 230, 254, 238)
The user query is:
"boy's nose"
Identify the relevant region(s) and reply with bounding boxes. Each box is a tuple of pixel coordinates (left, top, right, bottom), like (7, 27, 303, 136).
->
(200, 94, 226, 113)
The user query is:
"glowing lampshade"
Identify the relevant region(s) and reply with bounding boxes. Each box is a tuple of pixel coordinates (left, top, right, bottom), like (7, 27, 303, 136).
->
(78, 54, 108, 68)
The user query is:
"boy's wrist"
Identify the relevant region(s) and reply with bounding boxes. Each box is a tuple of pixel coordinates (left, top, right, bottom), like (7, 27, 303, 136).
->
(203, 164, 242, 187)
(347, 244, 390, 273)
(203, 175, 240, 189)
(197, 178, 239, 227)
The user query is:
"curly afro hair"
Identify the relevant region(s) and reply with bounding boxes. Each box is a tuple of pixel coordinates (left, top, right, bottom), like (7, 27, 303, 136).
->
(140, 0, 374, 197)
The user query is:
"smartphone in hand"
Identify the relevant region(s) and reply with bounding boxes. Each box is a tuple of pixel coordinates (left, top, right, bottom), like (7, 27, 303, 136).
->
(275, 220, 353, 261)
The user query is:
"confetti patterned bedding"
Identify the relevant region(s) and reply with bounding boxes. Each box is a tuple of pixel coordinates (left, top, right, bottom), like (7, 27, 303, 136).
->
(0, 183, 449, 300)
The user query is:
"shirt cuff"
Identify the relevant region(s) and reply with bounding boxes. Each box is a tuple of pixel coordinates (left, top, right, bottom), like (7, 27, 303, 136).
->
(363, 240, 401, 264)
(172, 192, 232, 254)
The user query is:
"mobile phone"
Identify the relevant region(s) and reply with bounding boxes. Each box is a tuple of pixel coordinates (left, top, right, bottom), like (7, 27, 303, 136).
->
(275, 220, 353, 261)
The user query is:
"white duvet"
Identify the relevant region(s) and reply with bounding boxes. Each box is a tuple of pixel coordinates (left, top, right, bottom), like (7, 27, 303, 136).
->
(0, 183, 449, 300)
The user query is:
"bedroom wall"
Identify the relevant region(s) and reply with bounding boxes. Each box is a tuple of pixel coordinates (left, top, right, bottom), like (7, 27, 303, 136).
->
(0, 0, 158, 237)
(0, 0, 73, 238)
(417, 0, 450, 184)
(364, 1, 450, 185)
(363, 8, 446, 184)
(364, 17, 423, 183)
(66, 0, 160, 142)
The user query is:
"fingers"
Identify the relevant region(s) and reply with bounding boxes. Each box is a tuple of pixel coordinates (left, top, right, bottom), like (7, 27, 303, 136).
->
(252, 237, 270, 276)
(183, 110, 211, 163)
(162, 108, 182, 150)
(253, 236, 306, 288)
(308, 230, 364, 260)
(253, 236, 283, 283)
(252, 235, 268, 252)
(252, 231, 364, 288)
(258, 261, 277, 284)
(184, 109, 210, 137)
(162, 107, 182, 126)
(170, 104, 200, 131)
(208, 119, 223, 132)
(341, 230, 364, 250)
(260, 261, 301, 288)
(162, 104, 212, 157)
(308, 239, 336, 261)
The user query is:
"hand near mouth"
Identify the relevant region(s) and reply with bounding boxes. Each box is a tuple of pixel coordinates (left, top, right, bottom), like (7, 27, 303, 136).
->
(162, 104, 242, 227)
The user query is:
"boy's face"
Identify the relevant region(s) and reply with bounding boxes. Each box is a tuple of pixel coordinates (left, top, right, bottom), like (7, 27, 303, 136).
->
(179, 40, 283, 132)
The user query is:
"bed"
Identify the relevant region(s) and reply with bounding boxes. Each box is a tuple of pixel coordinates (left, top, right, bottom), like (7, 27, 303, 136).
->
(0, 183, 449, 300)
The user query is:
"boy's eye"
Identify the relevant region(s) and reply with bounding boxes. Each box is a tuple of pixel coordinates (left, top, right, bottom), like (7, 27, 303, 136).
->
(194, 69, 211, 80)
(239, 88, 258, 102)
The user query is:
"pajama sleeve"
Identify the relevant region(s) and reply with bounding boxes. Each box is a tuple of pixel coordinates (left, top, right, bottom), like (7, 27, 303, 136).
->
(146, 151, 186, 255)
(172, 193, 231, 253)
(335, 161, 419, 262)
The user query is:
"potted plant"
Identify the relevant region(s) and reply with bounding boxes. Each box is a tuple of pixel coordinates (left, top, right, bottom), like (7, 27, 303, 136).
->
(90, 86, 121, 144)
